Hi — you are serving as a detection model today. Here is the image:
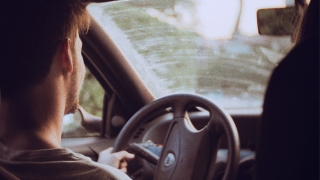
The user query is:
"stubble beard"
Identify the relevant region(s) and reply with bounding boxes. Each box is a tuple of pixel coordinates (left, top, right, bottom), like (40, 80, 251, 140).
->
(65, 73, 79, 115)
(65, 54, 82, 115)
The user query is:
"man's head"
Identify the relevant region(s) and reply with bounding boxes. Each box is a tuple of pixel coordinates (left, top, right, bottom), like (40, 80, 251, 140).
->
(1, 0, 90, 114)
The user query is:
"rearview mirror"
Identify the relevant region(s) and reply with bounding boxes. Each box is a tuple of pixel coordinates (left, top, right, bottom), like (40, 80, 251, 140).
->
(257, 7, 296, 36)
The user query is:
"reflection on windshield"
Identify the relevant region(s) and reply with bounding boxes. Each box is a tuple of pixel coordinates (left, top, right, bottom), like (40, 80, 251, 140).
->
(88, 0, 293, 109)
(145, 0, 240, 39)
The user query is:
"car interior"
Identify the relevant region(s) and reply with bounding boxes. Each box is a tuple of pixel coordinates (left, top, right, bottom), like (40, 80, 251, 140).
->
(1, 0, 318, 179)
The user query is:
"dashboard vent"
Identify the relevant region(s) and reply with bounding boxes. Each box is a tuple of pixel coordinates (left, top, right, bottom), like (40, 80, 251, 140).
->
(133, 128, 145, 139)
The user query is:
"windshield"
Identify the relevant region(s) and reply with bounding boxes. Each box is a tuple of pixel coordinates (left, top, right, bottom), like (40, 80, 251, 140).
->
(87, 0, 293, 110)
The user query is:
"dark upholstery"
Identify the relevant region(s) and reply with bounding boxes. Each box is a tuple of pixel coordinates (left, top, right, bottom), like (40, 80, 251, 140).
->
(0, 166, 19, 180)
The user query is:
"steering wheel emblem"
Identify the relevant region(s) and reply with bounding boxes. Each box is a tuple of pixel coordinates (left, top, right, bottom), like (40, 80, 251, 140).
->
(164, 153, 175, 167)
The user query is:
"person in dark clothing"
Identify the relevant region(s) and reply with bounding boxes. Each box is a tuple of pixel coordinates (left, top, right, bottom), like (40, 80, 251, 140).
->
(255, 0, 319, 179)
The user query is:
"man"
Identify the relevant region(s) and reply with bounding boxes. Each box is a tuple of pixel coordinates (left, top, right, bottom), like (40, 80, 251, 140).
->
(0, 0, 134, 179)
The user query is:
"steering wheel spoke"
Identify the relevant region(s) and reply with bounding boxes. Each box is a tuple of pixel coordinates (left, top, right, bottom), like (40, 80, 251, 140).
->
(155, 115, 220, 179)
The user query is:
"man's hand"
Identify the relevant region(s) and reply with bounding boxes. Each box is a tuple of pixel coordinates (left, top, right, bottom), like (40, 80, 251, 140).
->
(98, 147, 135, 173)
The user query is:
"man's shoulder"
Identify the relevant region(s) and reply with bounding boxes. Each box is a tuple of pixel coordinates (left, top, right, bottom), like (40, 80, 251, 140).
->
(0, 146, 131, 180)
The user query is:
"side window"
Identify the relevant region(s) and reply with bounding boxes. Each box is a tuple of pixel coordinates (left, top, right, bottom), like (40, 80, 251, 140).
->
(62, 67, 105, 138)
(79, 67, 104, 117)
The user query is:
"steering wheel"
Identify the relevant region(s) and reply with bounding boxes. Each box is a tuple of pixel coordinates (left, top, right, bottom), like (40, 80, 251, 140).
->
(113, 94, 240, 180)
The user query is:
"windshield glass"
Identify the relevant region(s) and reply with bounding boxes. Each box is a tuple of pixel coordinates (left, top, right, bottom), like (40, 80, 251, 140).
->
(87, 0, 293, 110)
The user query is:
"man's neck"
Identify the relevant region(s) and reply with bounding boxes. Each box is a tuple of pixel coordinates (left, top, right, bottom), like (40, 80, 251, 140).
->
(0, 87, 64, 151)
(0, 129, 61, 150)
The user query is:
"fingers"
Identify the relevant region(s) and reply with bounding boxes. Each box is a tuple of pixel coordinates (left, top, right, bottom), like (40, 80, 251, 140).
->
(113, 150, 135, 161)
(97, 147, 135, 174)
(112, 150, 134, 174)
(119, 160, 128, 173)
(119, 160, 128, 169)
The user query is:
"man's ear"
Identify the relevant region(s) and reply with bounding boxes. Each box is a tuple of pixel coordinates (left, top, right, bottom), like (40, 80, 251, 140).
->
(59, 38, 73, 73)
